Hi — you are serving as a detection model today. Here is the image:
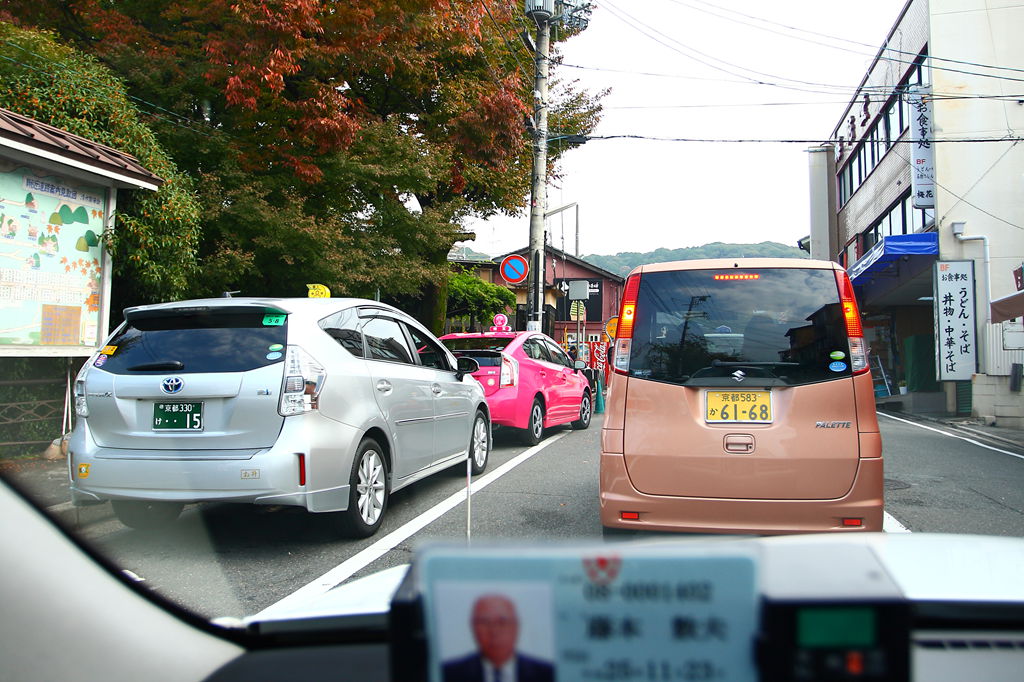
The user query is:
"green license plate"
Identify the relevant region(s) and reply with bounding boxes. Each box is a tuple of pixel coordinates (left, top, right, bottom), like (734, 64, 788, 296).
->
(705, 391, 772, 423)
(153, 402, 204, 430)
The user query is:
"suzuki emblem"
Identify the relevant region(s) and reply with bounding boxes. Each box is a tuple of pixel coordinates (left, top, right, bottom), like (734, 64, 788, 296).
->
(161, 377, 184, 394)
(731, 370, 746, 382)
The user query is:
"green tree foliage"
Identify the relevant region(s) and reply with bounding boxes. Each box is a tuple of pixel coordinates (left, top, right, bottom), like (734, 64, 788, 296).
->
(0, 23, 201, 312)
(446, 269, 516, 330)
(584, 242, 810, 277)
(2, 2, 603, 330)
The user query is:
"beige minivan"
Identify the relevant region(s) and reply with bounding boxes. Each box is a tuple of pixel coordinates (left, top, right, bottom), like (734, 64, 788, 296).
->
(600, 258, 883, 534)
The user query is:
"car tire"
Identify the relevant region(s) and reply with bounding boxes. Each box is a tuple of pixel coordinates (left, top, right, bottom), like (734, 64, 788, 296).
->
(338, 437, 389, 539)
(522, 398, 545, 446)
(572, 391, 592, 430)
(469, 409, 491, 475)
(111, 500, 184, 530)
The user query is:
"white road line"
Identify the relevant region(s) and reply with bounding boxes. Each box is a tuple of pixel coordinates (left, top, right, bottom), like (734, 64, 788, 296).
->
(883, 511, 911, 533)
(878, 411, 1024, 461)
(254, 431, 569, 620)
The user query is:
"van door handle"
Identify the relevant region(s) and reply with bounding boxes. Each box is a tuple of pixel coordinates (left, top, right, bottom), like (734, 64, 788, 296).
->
(376, 380, 392, 393)
(724, 434, 754, 454)
(431, 384, 443, 395)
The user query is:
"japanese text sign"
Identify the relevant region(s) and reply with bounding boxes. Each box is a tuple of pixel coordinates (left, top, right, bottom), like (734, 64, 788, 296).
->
(934, 261, 976, 381)
(908, 87, 935, 209)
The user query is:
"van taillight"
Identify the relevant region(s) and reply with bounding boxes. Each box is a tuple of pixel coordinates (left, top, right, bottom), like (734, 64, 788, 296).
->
(836, 270, 869, 374)
(280, 346, 326, 416)
(613, 273, 642, 374)
(500, 354, 518, 387)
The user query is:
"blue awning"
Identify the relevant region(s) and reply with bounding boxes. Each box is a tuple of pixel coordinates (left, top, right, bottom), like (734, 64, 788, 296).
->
(848, 232, 939, 284)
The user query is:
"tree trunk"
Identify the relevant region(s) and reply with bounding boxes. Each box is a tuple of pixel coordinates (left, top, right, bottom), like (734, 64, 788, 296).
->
(419, 246, 450, 336)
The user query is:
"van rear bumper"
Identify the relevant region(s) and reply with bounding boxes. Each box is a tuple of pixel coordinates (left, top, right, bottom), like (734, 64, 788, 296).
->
(600, 451, 884, 534)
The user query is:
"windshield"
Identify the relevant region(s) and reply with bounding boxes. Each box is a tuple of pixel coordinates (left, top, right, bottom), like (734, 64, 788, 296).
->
(1, 1, 1023, 678)
(627, 268, 850, 386)
(101, 311, 289, 374)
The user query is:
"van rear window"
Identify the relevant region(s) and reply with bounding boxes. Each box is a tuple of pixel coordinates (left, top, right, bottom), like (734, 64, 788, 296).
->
(99, 311, 288, 374)
(628, 268, 852, 386)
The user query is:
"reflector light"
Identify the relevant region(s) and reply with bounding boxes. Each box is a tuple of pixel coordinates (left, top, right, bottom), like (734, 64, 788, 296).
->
(841, 518, 862, 527)
(713, 273, 760, 280)
(621, 511, 640, 520)
(297, 453, 306, 486)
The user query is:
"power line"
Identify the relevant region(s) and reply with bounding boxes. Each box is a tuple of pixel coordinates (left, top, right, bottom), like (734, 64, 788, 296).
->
(0, 41, 219, 139)
(675, 0, 1024, 79)
(584, 134, 1024, 144)
(604, 0, 1024, 99)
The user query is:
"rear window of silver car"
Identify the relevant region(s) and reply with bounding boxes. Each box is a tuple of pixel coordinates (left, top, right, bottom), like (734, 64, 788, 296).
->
(628, 268, 852, 387)
(99, 308, 289, 374)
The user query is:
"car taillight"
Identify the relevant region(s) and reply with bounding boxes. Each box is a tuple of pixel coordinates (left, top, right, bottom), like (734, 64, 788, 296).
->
(613, 273, 642, 374)
(500, 354, 518, 387)
(836, 269, 869, 374)
(74, 378, 88, 418)
(279, 345, 326, 416)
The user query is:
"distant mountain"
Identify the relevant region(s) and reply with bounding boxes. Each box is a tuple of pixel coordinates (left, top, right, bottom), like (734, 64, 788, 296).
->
(582, 241, 808, 277)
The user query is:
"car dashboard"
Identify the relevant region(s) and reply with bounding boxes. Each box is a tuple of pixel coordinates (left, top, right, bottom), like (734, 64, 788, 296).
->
(2, 475, 1023, 682)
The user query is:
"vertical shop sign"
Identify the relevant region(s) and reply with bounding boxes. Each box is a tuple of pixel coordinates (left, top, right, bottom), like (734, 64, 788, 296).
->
(0, 166, 107, 353)
(934, 261, 976, 381)
(908, 86, 935, 209)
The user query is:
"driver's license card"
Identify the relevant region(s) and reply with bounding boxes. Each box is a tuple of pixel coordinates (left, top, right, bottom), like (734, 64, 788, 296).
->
(420, 545, 758, 682)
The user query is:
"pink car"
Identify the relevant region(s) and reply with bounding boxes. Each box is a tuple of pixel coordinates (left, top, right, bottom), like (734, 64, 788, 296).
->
(440, 331, 592, 444)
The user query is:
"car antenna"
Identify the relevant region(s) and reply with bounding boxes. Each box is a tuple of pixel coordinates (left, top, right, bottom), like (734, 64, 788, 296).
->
(220, 291, 240, 298)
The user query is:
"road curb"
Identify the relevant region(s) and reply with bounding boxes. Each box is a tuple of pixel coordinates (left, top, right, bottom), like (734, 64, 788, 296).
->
(47, 500, 115, 529)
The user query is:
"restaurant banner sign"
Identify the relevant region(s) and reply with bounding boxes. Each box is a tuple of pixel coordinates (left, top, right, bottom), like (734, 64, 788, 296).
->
(908, 86, 935, 209)
(934, 261, 976, 381)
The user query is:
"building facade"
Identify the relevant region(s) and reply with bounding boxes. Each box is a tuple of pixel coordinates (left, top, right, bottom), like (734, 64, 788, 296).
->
(809, 0, 1024, 426)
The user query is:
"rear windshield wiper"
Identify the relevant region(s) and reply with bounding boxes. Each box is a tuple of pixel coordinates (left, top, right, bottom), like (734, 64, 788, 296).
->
(711, 359, 799, 367)
(127, 361, 185, 371)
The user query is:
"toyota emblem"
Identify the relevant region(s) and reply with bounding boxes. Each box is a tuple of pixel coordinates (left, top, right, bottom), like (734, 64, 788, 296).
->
(161, 377, 184, 394)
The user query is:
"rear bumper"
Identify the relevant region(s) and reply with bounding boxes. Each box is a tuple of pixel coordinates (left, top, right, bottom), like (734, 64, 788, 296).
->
(481, 386, 528, 429)
(599, 450, 884, 534)
(68, 413, 363, 513)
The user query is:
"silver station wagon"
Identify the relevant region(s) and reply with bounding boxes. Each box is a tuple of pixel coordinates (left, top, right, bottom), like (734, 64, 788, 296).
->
(69, 297, 490, 537)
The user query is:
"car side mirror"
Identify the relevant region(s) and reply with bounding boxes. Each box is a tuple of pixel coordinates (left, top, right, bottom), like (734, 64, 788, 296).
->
(456, 356, 479, 380)
(574, 360, 586, 370)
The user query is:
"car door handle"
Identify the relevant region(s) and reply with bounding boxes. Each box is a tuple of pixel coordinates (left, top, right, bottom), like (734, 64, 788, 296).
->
(431, 384, 443, 395)
(376, 380, 392, 393)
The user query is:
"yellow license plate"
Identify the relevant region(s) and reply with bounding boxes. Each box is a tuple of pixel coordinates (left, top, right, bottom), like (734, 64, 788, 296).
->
(705, 390, 772, 423)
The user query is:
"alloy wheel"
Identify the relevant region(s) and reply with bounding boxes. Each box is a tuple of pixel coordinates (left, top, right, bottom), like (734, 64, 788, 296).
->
(355, 449, 386, 525)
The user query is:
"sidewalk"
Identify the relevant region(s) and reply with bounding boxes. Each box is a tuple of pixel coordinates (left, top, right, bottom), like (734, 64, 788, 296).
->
(3, 411, 1023, 531)
(0, 455, 113, 529)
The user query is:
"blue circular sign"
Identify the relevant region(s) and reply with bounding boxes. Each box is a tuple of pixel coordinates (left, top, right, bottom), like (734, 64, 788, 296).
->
(500, 254, 530, 285)
(829, 361, 848, 372)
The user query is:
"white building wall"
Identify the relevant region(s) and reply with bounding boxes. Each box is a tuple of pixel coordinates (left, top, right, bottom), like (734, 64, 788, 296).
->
(929, 0, 1024, 421)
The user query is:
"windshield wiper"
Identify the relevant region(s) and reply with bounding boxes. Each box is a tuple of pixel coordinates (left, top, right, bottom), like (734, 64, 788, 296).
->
(127, 361, 185, 371)
(711, 359, 799, 367)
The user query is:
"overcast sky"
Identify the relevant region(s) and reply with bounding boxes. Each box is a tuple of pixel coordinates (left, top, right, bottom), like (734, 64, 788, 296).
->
(461, 0, 904, 258)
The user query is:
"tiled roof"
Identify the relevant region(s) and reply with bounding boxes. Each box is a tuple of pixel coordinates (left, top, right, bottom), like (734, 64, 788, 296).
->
(0, 107, 163, 189)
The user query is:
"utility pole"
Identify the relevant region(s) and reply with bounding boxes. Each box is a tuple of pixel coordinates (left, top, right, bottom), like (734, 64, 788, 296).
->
(525, 1, 592, 332)
(526, 0, 553, 332)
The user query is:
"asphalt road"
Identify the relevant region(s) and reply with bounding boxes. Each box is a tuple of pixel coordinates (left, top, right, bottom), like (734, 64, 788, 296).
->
(71, 411, 1024, 621)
